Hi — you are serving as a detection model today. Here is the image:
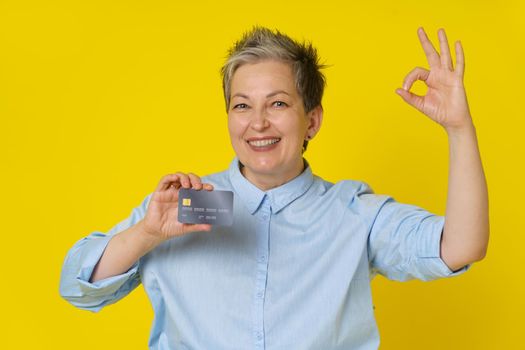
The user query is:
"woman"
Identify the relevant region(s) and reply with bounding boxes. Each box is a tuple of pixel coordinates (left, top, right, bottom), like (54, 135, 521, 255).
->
(60, 26, 489, 349)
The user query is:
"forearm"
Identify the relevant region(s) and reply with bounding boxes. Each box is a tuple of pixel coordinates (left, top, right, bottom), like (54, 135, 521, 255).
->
(90, 220, 163, 283)
(440, 121, 489, 271)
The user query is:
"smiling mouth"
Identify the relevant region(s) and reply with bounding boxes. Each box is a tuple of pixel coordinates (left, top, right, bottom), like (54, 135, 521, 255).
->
(247, 138, 281, 147)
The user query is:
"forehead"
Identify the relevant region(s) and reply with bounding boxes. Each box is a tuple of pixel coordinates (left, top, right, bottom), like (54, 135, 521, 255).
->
(230, 60, 297, 95)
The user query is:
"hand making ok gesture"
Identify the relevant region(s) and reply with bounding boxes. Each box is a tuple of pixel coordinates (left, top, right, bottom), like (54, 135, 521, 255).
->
(396, 27, 473, 132)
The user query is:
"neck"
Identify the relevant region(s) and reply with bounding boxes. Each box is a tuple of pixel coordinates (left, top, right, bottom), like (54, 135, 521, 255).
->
(240, 158, 305, 191)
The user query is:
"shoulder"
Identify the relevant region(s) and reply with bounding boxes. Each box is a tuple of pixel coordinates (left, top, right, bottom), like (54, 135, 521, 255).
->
(201, 168, 232, 191)
(310, 175, 390, 213)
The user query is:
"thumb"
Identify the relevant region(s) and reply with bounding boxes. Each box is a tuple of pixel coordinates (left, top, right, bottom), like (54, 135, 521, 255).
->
(395, 88, 424, 111)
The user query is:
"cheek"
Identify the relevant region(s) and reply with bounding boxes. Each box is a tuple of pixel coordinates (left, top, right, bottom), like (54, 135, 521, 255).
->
(275, 118, 308, 141)
(227, 117, 237, 135)
(227, 117, 246, 140)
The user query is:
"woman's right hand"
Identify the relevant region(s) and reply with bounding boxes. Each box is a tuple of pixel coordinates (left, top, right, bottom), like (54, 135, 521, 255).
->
(141, 172, 214, 243)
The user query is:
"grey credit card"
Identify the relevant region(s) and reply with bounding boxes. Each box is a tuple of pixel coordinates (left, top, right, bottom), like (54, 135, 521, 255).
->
(178, 188, 234, 226)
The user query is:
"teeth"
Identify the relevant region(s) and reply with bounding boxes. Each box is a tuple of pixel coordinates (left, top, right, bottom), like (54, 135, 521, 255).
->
(248, 138, 281, 147)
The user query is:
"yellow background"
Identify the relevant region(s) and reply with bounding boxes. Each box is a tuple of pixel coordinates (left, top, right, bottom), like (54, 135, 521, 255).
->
(1, 0, 523, 348)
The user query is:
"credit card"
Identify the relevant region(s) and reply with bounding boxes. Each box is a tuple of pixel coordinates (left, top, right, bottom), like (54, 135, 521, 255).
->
(177, 188, 234, 226)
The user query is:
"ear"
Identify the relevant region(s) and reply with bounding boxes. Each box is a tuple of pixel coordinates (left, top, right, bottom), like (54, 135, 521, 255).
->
(305, 105, 323, 139)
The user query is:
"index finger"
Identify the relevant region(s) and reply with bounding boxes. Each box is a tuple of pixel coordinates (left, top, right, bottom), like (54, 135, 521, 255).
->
(417, 27, 441, 68)
(187, 172, 203, 190)
(154, 173, 183, 192)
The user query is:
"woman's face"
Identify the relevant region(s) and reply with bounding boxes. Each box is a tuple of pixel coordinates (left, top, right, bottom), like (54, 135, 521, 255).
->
(227, 59, 322, 190)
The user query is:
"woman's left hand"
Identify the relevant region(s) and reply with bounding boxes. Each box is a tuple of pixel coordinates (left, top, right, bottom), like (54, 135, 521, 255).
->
(396, 27, 472, 132)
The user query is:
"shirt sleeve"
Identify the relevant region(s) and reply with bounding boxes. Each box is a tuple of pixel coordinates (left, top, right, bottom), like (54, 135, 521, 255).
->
(59, 193, 152, 312)
(357, 185, 471, 282)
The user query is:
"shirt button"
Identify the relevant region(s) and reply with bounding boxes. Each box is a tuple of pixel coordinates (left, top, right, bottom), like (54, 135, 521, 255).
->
(256, 333, 263, 340)
(262, 214, 268, 220)
(257, 291, 263, 298)
(259, 255, 266, 262)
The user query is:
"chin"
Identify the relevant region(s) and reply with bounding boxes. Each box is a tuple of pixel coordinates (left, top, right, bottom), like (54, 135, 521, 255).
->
(242, 158, 283, 175)
(248, 161, 280, 174)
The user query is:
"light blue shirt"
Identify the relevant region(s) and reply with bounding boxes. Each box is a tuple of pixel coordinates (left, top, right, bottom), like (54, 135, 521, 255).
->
(59, 157, 470, 349)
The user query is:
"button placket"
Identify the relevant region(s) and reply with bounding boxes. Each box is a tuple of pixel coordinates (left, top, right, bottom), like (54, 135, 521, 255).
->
(253, 198, 271, 349)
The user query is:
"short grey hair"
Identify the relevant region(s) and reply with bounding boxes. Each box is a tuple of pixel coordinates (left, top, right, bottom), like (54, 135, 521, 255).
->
(220, 26, 327, 114)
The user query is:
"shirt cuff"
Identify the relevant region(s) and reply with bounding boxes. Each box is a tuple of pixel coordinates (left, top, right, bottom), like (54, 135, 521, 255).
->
(416, 215, 471, 279)
(76, 233, 140, 296)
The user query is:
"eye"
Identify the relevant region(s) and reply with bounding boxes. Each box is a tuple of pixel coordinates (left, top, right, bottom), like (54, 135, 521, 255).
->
(233, 103, 248, 110)
(273, 101, 288, 108)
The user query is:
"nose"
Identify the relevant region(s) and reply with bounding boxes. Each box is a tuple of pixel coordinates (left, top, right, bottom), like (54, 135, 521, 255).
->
(250, 107, 270, 131)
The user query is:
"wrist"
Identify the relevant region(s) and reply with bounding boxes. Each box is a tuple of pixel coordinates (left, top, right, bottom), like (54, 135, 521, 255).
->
(445, 120, 476, 138)
(132, 220, 165, 252)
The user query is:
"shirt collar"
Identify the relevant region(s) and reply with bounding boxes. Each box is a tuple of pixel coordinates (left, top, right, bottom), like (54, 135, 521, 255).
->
(228, 156, 314, 215)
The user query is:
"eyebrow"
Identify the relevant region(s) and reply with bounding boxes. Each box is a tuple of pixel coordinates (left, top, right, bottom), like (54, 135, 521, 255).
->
(231, 90, 291, 99)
